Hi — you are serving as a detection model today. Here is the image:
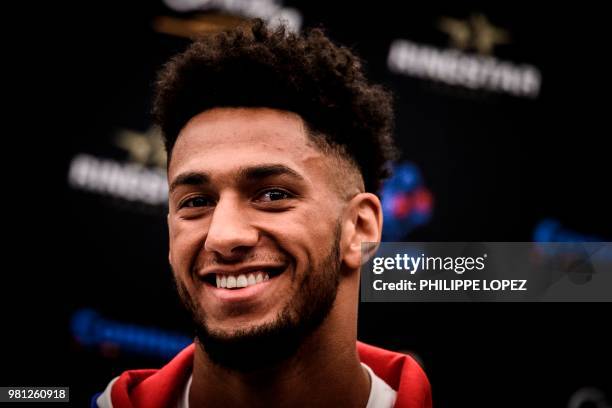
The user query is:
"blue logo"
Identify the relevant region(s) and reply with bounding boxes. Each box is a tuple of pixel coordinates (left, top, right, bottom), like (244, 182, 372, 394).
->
(381, 162, 433, 241)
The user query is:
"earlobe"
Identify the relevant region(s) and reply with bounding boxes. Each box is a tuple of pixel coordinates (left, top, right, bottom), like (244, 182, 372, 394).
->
(342, 193, 383, 271)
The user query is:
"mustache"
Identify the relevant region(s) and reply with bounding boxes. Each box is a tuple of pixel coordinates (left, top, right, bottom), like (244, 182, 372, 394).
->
(193, 252, 289, 270)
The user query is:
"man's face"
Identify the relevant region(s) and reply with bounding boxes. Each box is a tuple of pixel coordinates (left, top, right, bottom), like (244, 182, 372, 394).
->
(167, 107, 350, 368)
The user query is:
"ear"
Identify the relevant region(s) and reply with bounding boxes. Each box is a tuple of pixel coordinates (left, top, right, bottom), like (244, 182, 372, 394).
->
(341, 193, 383, 271)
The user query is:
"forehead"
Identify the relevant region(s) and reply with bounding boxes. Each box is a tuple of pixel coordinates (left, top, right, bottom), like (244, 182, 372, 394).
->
(168, 107, 329, 185)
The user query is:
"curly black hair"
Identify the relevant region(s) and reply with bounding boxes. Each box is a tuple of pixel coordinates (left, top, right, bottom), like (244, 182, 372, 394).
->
(153, 19, 397, 193)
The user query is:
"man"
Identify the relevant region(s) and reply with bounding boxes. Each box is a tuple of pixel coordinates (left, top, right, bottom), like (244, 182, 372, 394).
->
(95, 19, 431, 408)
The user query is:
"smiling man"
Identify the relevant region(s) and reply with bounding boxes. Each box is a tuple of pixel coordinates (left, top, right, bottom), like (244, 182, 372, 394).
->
(95, 19, 431, 408)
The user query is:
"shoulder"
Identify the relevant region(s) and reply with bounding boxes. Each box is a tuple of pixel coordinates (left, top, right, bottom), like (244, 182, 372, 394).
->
(357, 341, 432, 408)
(91, 344, 195, 408)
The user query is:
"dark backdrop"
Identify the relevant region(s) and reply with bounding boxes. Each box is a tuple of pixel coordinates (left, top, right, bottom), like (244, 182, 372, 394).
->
(3, 1, 610, 406)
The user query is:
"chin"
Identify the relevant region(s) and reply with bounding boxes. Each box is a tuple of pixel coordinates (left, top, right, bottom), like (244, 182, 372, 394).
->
(204, 310, 285, 338)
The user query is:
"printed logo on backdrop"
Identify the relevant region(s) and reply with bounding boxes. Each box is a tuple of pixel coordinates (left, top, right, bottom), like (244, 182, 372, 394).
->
(381, 162, 433, 241)
(387, 13, 542, 98)
(67, 127, 169, 211)
(155, 0, 303, 39)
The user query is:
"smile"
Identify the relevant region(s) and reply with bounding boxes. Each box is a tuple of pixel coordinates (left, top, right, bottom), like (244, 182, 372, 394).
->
(216, 271, 268, 289)
(201, 266, 286, 290)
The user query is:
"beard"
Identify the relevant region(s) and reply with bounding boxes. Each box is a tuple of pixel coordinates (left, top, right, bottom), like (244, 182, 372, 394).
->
(173, 222, 342, 372)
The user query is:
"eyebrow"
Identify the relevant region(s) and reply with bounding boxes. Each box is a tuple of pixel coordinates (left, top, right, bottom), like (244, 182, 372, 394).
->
(238, 164, 305, 182)
(169, 164, 305, 193)
(169, 172, 209, 193)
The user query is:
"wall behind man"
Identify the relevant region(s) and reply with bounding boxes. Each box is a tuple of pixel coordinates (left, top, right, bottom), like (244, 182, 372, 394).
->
(3, 1, 610, 406)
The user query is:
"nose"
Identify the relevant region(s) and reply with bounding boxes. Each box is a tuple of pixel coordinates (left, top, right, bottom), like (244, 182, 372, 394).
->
(204, 193, 259, 260)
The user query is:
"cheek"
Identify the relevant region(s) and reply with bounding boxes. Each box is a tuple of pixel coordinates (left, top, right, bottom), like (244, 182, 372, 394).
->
(259, 206, 338, 270)
(169, 219, 208, 280)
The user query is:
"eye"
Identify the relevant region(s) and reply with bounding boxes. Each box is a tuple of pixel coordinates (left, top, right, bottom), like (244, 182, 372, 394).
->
(181, 196, 215, 208)
(256, 189, 293, 202)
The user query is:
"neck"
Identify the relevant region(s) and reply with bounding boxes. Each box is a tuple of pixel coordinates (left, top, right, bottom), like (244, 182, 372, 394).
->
(190, 283, 369, 407)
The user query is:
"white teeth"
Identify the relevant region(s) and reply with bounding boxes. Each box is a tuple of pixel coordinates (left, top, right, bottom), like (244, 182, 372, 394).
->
(214, 271, 274, 289)
(236, 274, 248, 288)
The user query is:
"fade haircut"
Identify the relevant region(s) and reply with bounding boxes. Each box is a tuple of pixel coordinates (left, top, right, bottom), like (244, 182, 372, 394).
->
(153, 19, 398, 193)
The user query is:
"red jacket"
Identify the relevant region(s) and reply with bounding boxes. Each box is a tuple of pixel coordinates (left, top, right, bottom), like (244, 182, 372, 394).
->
(98, 341, 432, 407)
